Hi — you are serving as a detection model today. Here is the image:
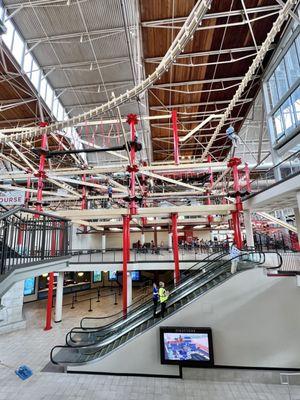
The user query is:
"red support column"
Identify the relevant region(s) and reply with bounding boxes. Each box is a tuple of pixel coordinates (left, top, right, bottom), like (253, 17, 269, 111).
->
(228, 158, 243, 249)
(81, 174, 87, 233)
(44, 225, 56, 331)
(35, 122, 49, 214)
(141, 161, 148, 226)
(172, 110, 180, 165)
(172, 213, 180, 284)
(127, 114, 138, 216)
(127, 216, 131, 262)
(25, 171, 31, 206)
(122, 215, 129, 317)
(206, 155, 213, 224)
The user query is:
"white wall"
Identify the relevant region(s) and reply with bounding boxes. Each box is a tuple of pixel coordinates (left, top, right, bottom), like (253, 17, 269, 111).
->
(0, 281, 26, 334)
(68, 269, 300, 375)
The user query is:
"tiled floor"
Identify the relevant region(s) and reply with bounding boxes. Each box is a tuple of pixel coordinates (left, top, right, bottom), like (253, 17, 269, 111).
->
(0, 291, 299, 400)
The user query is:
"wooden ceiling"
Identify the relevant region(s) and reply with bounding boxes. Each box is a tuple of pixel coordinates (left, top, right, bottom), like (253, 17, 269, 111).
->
(139, 0, 281, 162)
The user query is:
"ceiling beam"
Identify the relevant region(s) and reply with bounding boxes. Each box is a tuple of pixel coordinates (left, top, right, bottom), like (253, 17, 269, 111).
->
(26, 26, 128, 44)
(152, 76, 257, 88)
(54, 80, 133, 92)
(54, 204, 236, 220)
(145, 46, 271, 63)
(150, 99, 253, 110)
(141, 5, 281, 27)
(41, 57, 129, 70)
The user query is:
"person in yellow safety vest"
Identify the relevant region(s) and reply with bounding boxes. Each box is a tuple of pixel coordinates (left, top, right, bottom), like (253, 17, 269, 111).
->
(159, 281, 169, 318)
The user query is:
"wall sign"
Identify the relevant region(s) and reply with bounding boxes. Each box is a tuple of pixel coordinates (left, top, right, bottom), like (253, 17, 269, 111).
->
(0, 191, 25, 205)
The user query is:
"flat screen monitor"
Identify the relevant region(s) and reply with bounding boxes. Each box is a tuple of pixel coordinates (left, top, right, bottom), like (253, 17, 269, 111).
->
(131, 271, 140, 281)
(160, 327, 214, 367)
(93, 270, 102, 283)
(24, 277, 36, 296)
(108, 271, 117, 281)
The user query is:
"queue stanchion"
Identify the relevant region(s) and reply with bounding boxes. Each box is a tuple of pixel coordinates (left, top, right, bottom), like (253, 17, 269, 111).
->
(71, 295, 75, 309)
(88, 298, 93, 312)
(97, 288, 100, 302)
(114, 292, 118, 305)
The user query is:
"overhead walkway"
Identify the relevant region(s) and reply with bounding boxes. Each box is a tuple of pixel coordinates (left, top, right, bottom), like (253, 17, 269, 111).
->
(50, 250, 279, 369)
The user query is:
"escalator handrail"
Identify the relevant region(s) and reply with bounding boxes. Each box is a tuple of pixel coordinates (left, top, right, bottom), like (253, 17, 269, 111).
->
(66, 252, 229, 343)
(50, 250, 268, 364)
(67, 251, 266, 343)
(78, 251, 226, 328)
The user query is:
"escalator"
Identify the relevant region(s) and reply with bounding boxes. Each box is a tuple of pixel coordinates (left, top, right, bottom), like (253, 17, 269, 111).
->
(50, 251, 269, 366)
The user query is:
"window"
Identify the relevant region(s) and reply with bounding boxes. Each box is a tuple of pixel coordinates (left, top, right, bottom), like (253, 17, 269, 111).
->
(2, 19, 14, 50)
(1, 4, 69, 124)
(57, 102, 64, 121)
(273, 108, 284, 139)
(0, 5, 4, 20)
(296, 35, 300, 59)
(52, 97, 59, 118)
(284, 43, 300, 88)
(265, 32, 300, 144)
(291, 85, 300, 123)
(267, 75, 279, 108)
(30, 60, 40, 90)
(275, 60, 289, 99)
(281, 97, 295, 132)
(11, 30, 24, 65)
(31, 69, 40, 89)
(40, 75, 47, 99)
(45, 85, 54, 110)
(23, 51, 33, 76)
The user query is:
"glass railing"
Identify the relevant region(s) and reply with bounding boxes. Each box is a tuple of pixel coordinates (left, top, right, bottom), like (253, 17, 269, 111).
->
(248, 150, 300, 197)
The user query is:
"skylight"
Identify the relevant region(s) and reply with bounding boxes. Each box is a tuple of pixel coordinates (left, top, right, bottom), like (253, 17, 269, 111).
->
(0, 2, 68, 122)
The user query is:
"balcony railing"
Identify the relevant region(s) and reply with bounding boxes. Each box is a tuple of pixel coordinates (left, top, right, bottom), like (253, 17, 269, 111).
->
(0, 206, 70, 276)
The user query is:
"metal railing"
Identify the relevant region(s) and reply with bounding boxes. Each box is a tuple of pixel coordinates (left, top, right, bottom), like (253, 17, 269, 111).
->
(248, 150, 300, 197)
(254, 232, 297, 253)
(280, 372, 300, 400)
(0, 207, 70, 276)
(69, 245, 229, 263)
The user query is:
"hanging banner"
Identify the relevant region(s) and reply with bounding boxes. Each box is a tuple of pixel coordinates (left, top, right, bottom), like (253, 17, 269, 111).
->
(0, 191, 25, 205)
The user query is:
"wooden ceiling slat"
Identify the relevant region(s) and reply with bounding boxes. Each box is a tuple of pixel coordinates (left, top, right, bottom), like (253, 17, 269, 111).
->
(139, 0, 280, 161)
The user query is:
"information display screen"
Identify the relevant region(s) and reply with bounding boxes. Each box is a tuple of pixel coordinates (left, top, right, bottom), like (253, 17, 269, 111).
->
(131, 271, 140, 281)
(93, 270, 102, 283)
(108, 271, 117, 281)
(24, 277, 36, 296)
(160, 327, 214, 367)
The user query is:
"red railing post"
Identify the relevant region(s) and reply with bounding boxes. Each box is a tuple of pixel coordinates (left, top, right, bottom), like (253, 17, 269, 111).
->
(172, 213, 180, 284)
(172, 110, 180, 165)
(228, 157, 243, 249)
